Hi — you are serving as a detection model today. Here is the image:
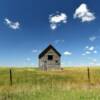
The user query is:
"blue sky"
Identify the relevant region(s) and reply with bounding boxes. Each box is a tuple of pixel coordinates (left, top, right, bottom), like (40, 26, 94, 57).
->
(0, 0, 100, 67)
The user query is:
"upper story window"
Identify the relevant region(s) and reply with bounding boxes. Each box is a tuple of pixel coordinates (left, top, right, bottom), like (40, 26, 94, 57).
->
(48, 55, 53, 60)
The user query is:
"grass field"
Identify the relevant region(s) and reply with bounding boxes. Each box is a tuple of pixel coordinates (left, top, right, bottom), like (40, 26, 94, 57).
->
(0, 67, 100, 100)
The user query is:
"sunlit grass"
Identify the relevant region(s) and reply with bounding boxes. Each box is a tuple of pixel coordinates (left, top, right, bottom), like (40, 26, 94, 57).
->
(0, 67, 100, 100)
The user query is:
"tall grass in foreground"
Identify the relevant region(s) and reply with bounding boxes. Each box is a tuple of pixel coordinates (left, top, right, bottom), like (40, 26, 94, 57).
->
(0, 67, 100, 100)
(0, 85, 100, 100)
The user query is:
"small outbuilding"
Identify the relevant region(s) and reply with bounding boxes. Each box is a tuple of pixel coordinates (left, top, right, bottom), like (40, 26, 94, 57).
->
(38, 44, 61, 71)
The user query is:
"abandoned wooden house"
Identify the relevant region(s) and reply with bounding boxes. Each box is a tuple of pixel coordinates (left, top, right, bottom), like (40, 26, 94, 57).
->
(38, 44, 61, 70)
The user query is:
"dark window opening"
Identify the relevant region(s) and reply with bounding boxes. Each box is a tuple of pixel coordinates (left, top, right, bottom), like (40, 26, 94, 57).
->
(55, 60, 58, 63)
(48, 55, 53, 60)
(56, 60, 60, 64)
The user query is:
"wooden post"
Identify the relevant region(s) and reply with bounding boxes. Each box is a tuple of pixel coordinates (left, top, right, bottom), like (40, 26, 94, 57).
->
(9, 68, 12, 86)
(87, 67, 90, 84)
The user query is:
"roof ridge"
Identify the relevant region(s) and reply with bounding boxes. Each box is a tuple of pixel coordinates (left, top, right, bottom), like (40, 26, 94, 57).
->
(39, 44, 61, 58)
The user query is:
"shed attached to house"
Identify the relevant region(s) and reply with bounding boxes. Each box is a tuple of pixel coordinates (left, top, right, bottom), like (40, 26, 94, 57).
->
(38, 44, 61, 70)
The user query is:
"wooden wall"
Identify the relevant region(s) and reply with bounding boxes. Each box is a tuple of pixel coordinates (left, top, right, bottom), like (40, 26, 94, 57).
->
(39, 48, 61, 70)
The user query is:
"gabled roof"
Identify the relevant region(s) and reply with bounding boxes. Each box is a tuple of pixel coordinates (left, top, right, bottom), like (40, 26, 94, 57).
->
(39, 44, 61, 59)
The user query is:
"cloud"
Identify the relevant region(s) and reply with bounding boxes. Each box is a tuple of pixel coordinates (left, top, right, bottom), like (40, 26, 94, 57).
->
(88, 46, 94, 51)
(85, 51, 91, 54)
(74, 3, 96, 22)
(50, 24, 57, 30)
(49, 12, 68, 30)
(85, 46, 94, 51)
(4, 18, 20, 30)
(93, 50, 98, 54)
(82, 53, 86, 56)
(26, 58, 31, 62)
(32, 49, 38, 53)
(64, 51, 72, 56)
(82, 50, 91, 55)
(82, 46, 98, 56)
(89, 36, 96, 42)
(54, 39, 64, 44)
(85, 46, 89, 49)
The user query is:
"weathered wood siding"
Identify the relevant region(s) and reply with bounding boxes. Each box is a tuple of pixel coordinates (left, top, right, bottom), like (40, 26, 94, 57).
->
(39, 48, 61, 70)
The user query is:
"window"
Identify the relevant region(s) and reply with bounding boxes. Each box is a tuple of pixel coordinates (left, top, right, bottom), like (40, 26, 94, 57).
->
(55, 60, 58, 63)
(55, 60, 59, 64)
(48, 55, 53, 60)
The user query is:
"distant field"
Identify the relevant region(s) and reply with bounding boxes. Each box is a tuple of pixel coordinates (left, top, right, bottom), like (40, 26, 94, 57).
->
(0, 67, 100, 100)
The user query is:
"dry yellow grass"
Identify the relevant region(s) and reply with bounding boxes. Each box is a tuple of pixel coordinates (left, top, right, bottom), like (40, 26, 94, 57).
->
(0, 67, 100, 100)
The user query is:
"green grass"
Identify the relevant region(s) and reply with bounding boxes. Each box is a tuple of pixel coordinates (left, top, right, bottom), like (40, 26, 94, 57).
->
(0, 67, 100, 100)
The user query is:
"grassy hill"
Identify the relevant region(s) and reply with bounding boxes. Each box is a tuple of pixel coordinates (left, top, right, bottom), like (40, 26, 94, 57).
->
(0, 67, 100, 100)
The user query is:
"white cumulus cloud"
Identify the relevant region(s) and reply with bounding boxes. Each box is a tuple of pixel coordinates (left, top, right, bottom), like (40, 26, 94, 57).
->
(85, 46, 94, 51)
(64, 51, 72, 56)
(88, 46, 94, 51)
(74, 3, 96, 22)
(82, 46, 98, 56)
(85, 51, 91, 54)
(49, 13, 67, 30)
(4, 18, 20, 30)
